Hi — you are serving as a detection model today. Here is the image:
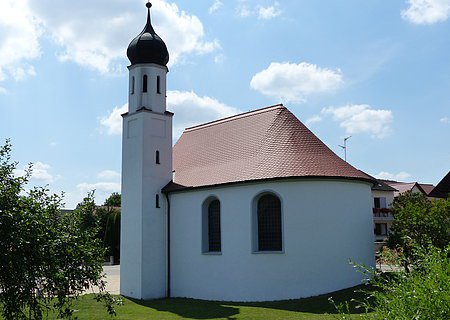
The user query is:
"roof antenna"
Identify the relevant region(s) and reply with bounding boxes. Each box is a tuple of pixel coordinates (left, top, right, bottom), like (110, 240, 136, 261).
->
(339, 136, 352, 162)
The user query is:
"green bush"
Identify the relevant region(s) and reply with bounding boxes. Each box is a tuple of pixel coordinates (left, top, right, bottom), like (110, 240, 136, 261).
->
(334, 245, 450, 319)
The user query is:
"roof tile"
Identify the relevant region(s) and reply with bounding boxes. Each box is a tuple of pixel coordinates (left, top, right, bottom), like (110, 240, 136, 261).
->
(169, 104, 372, 190)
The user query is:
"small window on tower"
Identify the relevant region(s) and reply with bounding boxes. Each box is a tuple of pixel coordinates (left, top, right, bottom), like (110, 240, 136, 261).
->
(131, 76, 135, 94)
(143, 74, 148, 93)
(156, 194, 160, 208)
(156, 76, 161, 94)
(156, 150, 160, 164)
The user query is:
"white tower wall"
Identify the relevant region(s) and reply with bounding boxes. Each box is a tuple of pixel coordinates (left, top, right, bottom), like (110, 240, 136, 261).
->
(128, 64, 167, 114)
(121, 62, 172, 299)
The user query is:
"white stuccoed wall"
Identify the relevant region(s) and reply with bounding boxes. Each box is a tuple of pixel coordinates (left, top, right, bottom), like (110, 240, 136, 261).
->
(120, 107, 172, 299)
(169, 179, 375, 301)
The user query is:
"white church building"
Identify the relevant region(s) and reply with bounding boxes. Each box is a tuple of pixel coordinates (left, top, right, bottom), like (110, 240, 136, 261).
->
(120, 2, 375, 302)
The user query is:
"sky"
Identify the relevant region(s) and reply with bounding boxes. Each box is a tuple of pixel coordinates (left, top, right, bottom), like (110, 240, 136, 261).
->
(1, 0, 449, 208)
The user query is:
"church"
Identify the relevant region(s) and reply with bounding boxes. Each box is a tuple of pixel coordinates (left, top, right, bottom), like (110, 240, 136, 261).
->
(120, 2, 375, 301)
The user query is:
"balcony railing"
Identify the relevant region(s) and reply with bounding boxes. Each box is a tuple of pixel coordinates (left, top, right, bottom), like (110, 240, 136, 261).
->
(372, 208, 394, 218)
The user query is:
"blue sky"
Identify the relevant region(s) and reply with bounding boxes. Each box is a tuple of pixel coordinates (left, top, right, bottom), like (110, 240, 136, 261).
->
(1, 0, 449, 208)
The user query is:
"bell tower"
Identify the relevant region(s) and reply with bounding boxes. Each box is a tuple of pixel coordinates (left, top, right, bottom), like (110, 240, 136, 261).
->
(120, 1, 173, 299)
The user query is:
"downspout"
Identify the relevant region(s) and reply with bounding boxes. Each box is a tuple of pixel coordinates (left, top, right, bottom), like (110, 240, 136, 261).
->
(165, 193, 171, 298)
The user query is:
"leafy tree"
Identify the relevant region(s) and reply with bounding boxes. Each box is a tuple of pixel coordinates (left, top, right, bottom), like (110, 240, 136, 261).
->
(388, 191, 450, 260)
(96, 206, 121, 263)
(0, 140, 116, 319)
(104, 192, 121, 207)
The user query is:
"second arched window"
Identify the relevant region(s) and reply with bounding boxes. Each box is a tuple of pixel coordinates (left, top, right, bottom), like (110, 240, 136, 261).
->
(257, 194, 282, 251)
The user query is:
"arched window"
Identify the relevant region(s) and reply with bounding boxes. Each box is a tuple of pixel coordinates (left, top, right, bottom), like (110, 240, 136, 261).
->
(155, 150, 160, 164)
(156, 75, 161, 94)
(143, 74, 148, 93)
(257, 194, 282, 251)
(208, 200, 221, 252)
(131, 76, 135, 94)
(202, 197, 221, 253)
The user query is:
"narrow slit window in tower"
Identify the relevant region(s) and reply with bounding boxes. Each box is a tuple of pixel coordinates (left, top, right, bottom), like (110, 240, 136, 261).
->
(143, 74, 148, 93)
(156, 76, 161, 94)
(156, 150, 160, 164)
(131, 76, 135, 94)
(156, 194, 160, 208)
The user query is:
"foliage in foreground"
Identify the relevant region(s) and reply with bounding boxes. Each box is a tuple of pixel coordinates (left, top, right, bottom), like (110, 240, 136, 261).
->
(335, 245, 450, 320)
(388, 191, 450, 260)
(0, 140, 115, 319)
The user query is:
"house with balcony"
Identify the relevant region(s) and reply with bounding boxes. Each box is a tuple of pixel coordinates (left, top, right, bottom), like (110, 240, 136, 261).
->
(371, 180, 396, 251)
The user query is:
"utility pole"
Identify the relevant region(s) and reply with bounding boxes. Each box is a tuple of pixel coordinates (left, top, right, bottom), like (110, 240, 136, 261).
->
(339, 136, 352, 162)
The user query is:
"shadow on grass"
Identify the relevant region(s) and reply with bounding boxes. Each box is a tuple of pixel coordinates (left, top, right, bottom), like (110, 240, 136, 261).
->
(127, 298, 240, 319)
(128, 284, 376, 319)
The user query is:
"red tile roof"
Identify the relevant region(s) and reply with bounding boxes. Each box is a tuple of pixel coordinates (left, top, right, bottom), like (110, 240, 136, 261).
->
(382, 181, 435, 197)
(418, 183, 435, 195)
(165, 104, 373, 192)
(383, 181, 418, 196)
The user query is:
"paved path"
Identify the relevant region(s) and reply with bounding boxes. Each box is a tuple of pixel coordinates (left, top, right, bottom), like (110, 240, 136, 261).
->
(89, 265, 120, 295)
(103, 265, 120, 294)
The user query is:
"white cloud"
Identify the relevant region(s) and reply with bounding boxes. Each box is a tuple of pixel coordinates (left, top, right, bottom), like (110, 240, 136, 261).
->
(237, 1, 281, 19)
(258, 2, 282, 20)
(250, 62, 343, 103)
(28, 0, 219, 73)
(75, 169, 121, 206)
(8, 65, 37, 81)
(401, 0, 450, 24)
(168, 90, 241, 138)
(76, 181, 120, 205)
(97, 170, 121, 181)
(305, 115, 322, 126)
(100, 90, 240, 139)
(77, 182, 120, 193)
(0, 0, 42, 83)
(14, 161, 57, 184)
(374, 171, 412, 181)
(237, 4, 253, 18)
(209, 0, 223, 14)
(440, 116, 450, 123)
(322, 104, 393, 139)
(100, 103, 127, 135)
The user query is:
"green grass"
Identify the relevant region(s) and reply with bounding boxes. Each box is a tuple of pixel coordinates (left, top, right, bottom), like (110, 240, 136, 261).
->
(69, 285, 373, 319)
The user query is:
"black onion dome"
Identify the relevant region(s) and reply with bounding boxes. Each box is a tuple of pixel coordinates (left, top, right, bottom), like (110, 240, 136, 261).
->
(127, 2, 169, 66)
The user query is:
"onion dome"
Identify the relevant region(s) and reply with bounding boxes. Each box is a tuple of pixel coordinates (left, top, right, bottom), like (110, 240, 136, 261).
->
(127, 2, 169, 66)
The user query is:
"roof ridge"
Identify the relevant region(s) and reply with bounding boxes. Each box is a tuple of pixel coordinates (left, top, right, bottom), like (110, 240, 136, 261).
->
(185, 103, 285, 132)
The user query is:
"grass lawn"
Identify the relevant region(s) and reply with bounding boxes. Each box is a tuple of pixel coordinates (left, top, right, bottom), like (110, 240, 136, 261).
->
(68, 285, 373, 319)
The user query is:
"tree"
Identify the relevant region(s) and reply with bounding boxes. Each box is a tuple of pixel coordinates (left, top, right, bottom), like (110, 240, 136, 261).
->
(388, 191, 450, 260)
(0, 140, 115, 319)
(96, 206, 121, 264)
(104, 192, 121, 207)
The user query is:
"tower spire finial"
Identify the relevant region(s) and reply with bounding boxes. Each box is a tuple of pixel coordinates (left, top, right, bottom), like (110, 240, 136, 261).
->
(146, 1, 152, 9)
